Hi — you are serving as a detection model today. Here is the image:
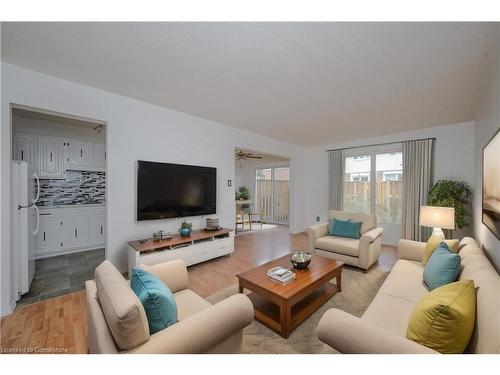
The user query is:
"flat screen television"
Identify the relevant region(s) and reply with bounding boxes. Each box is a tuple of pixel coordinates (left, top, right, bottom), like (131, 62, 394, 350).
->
(137, 160, 216, 221)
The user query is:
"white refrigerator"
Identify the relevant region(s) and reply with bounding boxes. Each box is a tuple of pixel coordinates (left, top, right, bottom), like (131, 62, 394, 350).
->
(11, 161, 40, 299)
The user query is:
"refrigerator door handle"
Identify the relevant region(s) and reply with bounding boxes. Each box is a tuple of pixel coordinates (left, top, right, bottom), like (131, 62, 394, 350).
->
(32, 205, 40, 236)
(32, 172, 40, 204)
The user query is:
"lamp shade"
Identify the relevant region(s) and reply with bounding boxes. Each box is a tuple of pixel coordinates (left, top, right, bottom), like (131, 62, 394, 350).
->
(419, 206, 455, 229)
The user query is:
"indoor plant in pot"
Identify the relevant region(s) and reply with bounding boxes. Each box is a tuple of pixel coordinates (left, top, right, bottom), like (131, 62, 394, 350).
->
(179, 221, 193, 237)
(428, 179, 472, 236)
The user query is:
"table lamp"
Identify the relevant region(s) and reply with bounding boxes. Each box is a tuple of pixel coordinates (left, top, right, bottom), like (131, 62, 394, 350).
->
(419, 206, 455, 240)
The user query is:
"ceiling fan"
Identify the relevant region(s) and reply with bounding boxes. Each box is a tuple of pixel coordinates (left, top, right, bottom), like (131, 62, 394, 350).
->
(235, 150, 264, 160)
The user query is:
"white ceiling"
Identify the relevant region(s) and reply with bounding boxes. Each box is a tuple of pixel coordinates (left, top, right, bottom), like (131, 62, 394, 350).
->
(1, 22, 496, 146)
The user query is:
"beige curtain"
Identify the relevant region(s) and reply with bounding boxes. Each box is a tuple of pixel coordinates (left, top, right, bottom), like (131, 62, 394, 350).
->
(401, 139, 435, 241)
(328, 149, 344, 210)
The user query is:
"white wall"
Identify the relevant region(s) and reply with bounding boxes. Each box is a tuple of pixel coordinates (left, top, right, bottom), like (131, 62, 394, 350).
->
(473, 25, 500, 271)
(305, 121, 476, 246)
(0, 63, 308, 315)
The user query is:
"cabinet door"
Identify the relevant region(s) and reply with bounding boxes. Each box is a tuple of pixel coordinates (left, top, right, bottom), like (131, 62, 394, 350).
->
(36, 215, 63, 254)
(13, 132, 37, 166)
(38, 135, 65, 179)
(67, 141, 93, 168)
(90, 216, 105, 244)
(93, 143, 106, 170)
(62, 216, 91, 249)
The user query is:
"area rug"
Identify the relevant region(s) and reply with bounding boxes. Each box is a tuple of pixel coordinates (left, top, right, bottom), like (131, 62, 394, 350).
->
(206, 266, 389, 354)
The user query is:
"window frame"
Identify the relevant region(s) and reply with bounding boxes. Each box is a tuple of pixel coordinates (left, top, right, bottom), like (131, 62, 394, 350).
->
(343, 143, 403, 224)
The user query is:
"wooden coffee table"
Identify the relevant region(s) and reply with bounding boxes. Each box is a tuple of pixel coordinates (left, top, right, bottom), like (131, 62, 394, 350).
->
(236, 255, 343, 338)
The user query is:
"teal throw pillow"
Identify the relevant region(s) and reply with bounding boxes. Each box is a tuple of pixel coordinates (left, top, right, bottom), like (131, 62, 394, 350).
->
(423, 242, 461, 291)
(130, 268, 178, 334)
(329, 218, 362, 239)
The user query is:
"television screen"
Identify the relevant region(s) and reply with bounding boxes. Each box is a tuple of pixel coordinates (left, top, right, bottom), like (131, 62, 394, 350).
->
(137, 160, 216, 221)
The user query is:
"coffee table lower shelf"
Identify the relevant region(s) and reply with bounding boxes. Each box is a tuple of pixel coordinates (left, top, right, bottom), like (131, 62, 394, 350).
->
(246, 282, 339, 338)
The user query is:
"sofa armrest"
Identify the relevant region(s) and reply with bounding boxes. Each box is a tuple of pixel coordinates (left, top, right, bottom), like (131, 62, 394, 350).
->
(306, 223, 329, 252)
(317, 308, 437, 354)
(360, 227, 383, 246)
(397, 239, 426, 262)
(128, 294, 254, 354)
(140, 259, 189, 294)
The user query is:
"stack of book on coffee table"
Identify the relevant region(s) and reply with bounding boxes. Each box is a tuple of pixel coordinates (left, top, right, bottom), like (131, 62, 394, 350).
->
(267, 266, 296, 285)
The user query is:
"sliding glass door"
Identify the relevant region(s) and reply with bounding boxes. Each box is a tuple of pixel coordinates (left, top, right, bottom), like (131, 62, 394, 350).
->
(343, 147, 403, 224)
(255, 167, 289, 224)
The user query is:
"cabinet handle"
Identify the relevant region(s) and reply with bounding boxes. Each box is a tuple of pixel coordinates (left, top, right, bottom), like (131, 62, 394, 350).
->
(39, 213, 51, 216)
(61, 242, 63, 247)
(21, 150, 24, 160)
(80, 149, 83, 158)
(50, 153, 53, 162)
(101, 225, 103, 235)
(75, 228, 78, 238)
(43, 232, 46, 241)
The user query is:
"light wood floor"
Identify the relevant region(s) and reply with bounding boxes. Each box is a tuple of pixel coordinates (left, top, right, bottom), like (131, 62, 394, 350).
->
(0, 226, 396, 354)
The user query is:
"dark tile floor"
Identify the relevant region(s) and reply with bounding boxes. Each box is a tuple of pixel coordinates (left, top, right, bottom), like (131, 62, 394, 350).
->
(17, 248, 105, 307)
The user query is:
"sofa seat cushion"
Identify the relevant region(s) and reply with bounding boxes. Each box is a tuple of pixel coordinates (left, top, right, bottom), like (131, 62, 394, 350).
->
(378, 261, 428, 303)
(315, 236, 359, 257)
(174, 289, 212, 321)
(95, 260, 150, 350)
(362, 293, 418, 336)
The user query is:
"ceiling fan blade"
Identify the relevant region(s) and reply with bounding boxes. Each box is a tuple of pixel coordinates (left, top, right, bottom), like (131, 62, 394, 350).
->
(246, 156, 263, 159)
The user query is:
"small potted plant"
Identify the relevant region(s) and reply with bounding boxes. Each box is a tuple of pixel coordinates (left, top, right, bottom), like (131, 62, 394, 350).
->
(179, 221, 193, 238)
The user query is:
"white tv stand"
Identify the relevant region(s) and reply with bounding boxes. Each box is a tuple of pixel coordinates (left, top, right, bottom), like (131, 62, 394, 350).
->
(127, 228, 234, 274)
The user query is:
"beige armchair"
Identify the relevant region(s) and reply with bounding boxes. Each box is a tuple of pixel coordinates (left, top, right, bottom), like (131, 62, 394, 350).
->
(86, 259, 254, 354)
(306, 210, 383, 270)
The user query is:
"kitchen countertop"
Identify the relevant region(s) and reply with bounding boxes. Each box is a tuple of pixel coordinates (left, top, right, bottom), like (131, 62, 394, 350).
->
(38, 203, 106, 209)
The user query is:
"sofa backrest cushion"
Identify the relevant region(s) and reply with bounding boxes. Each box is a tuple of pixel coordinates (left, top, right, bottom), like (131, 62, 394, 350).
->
(457, 237, 500, 354)
(95, 260, 150, 350)
(329, 210, 376, 235)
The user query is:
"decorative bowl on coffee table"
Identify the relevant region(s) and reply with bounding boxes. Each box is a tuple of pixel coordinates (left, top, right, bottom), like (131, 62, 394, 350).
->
(290, 252, 312, 270)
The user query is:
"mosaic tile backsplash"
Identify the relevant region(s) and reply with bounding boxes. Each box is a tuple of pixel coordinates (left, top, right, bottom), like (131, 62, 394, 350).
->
(37, 170, 106, 207)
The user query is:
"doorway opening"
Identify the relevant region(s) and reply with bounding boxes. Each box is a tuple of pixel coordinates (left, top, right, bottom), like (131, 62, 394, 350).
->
(10, 104, 108, 308)
(234, 148, 290, 234)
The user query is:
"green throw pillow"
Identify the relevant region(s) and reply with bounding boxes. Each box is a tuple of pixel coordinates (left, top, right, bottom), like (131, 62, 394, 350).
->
(329, 218, 362, 239)
(406, 280, 476, 354)
(130, 268, 178, 334)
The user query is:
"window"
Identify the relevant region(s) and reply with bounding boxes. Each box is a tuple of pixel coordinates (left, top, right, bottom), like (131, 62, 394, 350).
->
(343, 148, 403, 224)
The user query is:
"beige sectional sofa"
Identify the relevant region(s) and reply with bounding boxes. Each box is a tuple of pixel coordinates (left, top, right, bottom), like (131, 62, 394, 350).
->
(307, 211, 384, 270)
(85, 259, 254, 354)
(317, 237, 500, 354)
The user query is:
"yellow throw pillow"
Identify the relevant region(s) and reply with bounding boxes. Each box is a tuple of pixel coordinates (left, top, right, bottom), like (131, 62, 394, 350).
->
(406, 280, 476, 354)
(422, 235, 459, 265)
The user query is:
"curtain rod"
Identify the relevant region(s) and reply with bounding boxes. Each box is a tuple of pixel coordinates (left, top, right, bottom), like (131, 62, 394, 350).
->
(325, 137, 436, 152)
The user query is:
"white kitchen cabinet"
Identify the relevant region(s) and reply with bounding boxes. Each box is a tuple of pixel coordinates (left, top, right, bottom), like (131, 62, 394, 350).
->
(90, 216, 106, 243)
(35, 205, 105, 258)
(63, 216, 91, 248)
(36, 215, 63, 254)
(93, 143, 106, 170)
(38, 135, 65, 179)
(12, 132, 37, 167)
(66, 140, 93, 170)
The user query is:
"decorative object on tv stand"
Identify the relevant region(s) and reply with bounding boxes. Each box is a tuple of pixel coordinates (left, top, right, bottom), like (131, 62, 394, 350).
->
(205, 218, 220, 231)
(290, 252, 312, 270)
(152, 230, 173, 242)
(428, 179, 472, 235)
(179, 221, 193, 238)
(482, 128, 500, 240)
(419, 206, 455, 240)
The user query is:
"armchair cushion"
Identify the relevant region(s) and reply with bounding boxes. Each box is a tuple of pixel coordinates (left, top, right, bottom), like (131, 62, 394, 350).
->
(315, 236, 359, 257)
(131, 268, 178, 334)
(95, 260, 150, 350)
